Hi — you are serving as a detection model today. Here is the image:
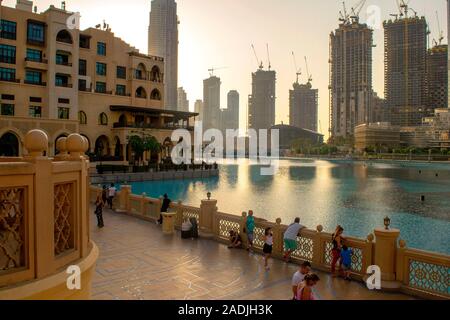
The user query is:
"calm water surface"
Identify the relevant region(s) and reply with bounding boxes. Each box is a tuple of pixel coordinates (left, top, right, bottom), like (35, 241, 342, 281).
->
(128, 159, 450, 254)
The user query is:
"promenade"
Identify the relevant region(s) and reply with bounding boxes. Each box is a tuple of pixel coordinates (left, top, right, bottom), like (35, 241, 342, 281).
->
(90, 208, 413, 300)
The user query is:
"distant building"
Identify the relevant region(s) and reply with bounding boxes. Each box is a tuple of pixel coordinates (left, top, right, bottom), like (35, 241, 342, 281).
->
(270, 124, 323, 151)
(384, 15, 428, 126)
(289, 81, 318, 132)
(248, 68, 276, 131)
(148, 0, 178, 110)
(371, 92, 388, 123)
(221, 90, 239, 132)
(427, 45, 448, 112)
(177, 87, 189, 112)
(354, 123, 400, 152)
(194, 99, 203, 122)
(329, 20, 373, 139)
(203, 76, 221, 131)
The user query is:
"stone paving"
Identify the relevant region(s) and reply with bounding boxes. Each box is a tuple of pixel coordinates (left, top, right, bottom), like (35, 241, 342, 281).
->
(90, 207, 414, 300)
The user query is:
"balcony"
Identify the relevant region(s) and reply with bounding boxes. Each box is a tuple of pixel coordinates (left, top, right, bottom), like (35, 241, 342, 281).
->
(24, 80, 47, 86)
(56, 83, 73, 88)
(113, 122, 194, 131)
(0, 78, 20, 83)
(56, 61, 73, 67)
(94, 89, 113, 95)
(24, 57, 49, 71)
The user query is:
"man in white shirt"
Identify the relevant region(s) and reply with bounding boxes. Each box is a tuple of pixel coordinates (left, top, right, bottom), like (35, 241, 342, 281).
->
(291, 261, 311, 300)
(107, 183, 116, 209)
(283, 217, 305, 262)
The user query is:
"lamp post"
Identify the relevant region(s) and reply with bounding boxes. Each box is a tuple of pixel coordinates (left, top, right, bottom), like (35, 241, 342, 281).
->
(207, 192, 211, 200)
(384, 216, 391, 230)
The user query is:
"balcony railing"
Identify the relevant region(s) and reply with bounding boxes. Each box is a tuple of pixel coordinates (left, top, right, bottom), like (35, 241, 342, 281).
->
(25, 57, 48, 64)
(56, 83, 73, 88)
(113, 122, 194, 131)
(94, 89, 113, 95)
(56, 61, 73, 67)
(24, 80, 47, 86)
(0, 78, 20, 83)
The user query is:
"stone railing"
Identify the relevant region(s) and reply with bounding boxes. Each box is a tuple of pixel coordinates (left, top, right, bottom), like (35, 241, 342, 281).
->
(0, 130, 98, 300)
(88, 185, 450, 300)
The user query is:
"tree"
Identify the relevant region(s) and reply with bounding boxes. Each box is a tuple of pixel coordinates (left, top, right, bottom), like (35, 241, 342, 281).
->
(128, 135, 145, 162)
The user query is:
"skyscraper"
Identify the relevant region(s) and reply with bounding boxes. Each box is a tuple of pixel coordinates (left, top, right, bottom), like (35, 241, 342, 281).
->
(384, 15, 428, 126)
(426, 45, 448, 111)
(221, 90, 240, 131)
(248, 69, 276, 131)
(177, 87, 189, 112)
(289, 81, 318, 132)
(329, 20, 373, 139)
(194, 99, 203, 122)
(203, 76, 221, 131)
(148, 0, 178, 110)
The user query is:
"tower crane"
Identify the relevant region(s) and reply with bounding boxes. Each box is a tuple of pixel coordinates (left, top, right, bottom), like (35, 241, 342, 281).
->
(350, 0, 367, 23)
(339, 2, 350, 24)
(304, 56, 312, 84)
(251, 44, 263, 70)
(434, 11, 444, 46)
(266, 43, 272, 71)
(208, 66, 227, 77)
(291, 52, 302, 84)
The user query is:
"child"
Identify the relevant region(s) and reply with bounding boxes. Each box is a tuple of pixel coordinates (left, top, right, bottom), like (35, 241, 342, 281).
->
(228, 230, 242, 249)
(297, 273, 320, 300)
(340, 245, 353, 280)
(262, 227, 273, 270)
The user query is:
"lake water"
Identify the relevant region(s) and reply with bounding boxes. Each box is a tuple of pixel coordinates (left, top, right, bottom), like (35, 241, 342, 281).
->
(128, 159, 450, 255)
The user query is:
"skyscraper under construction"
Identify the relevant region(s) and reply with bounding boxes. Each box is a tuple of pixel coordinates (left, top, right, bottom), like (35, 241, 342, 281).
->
(248, 68, 276, 131)
(289, 81, 318, 132)
(384, 14, 428, 126)
(329, 19, 373, 139)
(427, 44, 448, 111)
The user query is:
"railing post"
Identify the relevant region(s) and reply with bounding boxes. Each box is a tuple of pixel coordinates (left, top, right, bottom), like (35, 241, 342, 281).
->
(396, 239, 407, 285)
(373, 227, 402, 289)
(272, 218, 283, 259)
(312, 225, 323, 266)
(117, 185, 131, 213)
(363, 233, 374, 273)
(140, 193, 146, 215)
(240, 212, 248, 247)
(199, 197, 217, 238)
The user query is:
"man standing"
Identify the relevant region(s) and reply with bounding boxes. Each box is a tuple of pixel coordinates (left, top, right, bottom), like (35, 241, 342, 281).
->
(107, 183, 116, 210)
(283, 217, 305, 262)
(245, 210, 255, 251)
(291, 261, 311, 300)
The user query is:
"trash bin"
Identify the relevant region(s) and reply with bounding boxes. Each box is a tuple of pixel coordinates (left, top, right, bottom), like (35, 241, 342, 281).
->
(161, 212, 176, 235)
(190, 218, 199, 239)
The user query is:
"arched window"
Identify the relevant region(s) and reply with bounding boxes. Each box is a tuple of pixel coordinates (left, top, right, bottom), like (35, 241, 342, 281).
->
(118, 114, 127, 126)
(0, 132, 19, 157)
(56, 29, 73, 44)
(78, 111, 87, 124)
(99, 112, 108, 125)
(150, 89, 161, 100)
(150, 65, 161, 82)
(136, 87, 147, 99)
(135, 63, 147, 80)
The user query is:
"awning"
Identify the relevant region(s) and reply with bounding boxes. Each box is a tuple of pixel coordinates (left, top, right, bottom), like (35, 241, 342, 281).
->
(110, 105, 198, 118)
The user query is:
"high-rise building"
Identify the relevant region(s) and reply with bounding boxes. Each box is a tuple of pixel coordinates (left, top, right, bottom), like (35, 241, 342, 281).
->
(329, 20, 373, 138)
(203, 76, 221, 131)
(177, 87, 189, 112)
(427, 45, 448, 111)
(194, 99, 203, 122)
(289, 81, 318, 132)
(371, 91, 388, 123)
(221, 90, 239, 131)
(248, 69, 276, 131)
(148, 0, 178, 110)
(384, 15, 428, 126)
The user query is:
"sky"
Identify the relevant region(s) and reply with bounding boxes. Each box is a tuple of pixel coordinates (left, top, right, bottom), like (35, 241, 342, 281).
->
(3, 0, 448, 138)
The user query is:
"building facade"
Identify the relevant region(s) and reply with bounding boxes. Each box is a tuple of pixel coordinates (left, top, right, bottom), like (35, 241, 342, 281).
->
(148, 0, 178, 110)
(270, 124, 323, 151)
(0, 1, 197, 160)
(426, 45, 448, 111)
(248, 68, 276, 131)
(177, 86, 189, 112)
(289, 81, 318, 132)
(329, 21, 373, 139)
(384, 16, 428, 126)
(354, 123, 401, 152)
(371, 91, 388, 123)
(203, 76, 221, 131)
(220, 90, 239, 132)
(194, 99, 203, 122)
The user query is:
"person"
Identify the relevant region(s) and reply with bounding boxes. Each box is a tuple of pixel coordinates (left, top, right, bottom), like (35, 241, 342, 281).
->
(262, 227, 273, 270)
(245, 210, 255, 251)
(291, 261, 311, 300)
(107, 183, 116, 209)
(228, 230, 242, 249)
(94, 195, 104, 228)
(331, 225, 345, 277)
(297, 273, 320, 301)
(181, 218, 193, 239)
(158, 194, 171, 224)
(283, 217, 305, 262)
(340, 245, 353, 281)
(101, 185, 108, 205)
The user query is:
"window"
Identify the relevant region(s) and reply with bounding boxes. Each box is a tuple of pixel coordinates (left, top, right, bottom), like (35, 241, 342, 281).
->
(116, 84, 126, 96)
(26, 48, 42, 62)
(117, 66, 126, 79)
(56, 30, 72, 44)
(78, 79, 87, 91)
(25, 70, 42, 85)
(150, 89, 161, 100)
(95, 82, 106, 93)
(0, 104, 14, 116)
(78, 111, 87, 124)
(99, 113, 108, 125)
(136, 87, 147, 99)
(97, 42, 106, 56)
(0, 20, 17, 40)
(58, 107, 70, 119)
(79, 34, 90, 49)
(27, 21, 45, 45)
(96, 62, 107, 76)
(2, 94, 14, 100)
(56, 53, 70, 66)
(0, 68, 16, 82)
(79, 59, 87, 75)
(0, 44, 16, 64)
(29, 106, 42, 118)
(58, 98, 70, 104)
(29, 97, 41, 103)
(55, 74, 69, 87)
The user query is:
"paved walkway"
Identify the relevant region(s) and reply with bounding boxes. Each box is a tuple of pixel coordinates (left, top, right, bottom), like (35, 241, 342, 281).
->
(90, 208, 414, 300)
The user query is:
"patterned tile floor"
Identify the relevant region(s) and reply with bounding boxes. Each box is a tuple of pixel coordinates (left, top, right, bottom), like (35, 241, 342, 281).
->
(90, 208, 414, 300)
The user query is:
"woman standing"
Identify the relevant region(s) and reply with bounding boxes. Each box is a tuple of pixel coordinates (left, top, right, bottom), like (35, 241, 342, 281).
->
(95, 195, 105, 228)
(263, 227, 273, 271)
(331, 225, 345, 277)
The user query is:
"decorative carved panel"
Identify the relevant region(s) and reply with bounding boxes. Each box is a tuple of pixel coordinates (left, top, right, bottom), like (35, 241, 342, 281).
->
(54, 183, 74, 256)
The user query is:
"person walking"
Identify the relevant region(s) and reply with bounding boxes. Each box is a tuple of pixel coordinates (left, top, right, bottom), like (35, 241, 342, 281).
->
(331, 225, 345, 277)
(291, 261, 311, 299)
(297, 273, 320, 300)
(158, 194, 171, 224)
(107, 183, 116, 210)
(94, 195, 105, 228)
(101, 185, 108, 205)
(245, 210, 255, 251)
(262, 227, 273, 270)
(283, 217, 305, 262)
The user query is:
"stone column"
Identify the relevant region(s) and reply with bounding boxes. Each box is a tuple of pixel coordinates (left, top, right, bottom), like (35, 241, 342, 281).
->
(272, 218, 284, 259)
(199, 198, 217, 238)
(117, 185, 131, 213)
(373, 228, 402, 290)
(239, 212, 248, 247)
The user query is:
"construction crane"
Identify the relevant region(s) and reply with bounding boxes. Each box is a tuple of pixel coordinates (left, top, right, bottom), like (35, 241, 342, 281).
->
(266, 43, 271, 71)
(434, 11, 444, 46)
(339, 1, 350, 24)
(291, 52, 302, 84)
(350, 0, 366, 23)
(304, 56, 312, 84)
(208, 66, 227, 77)
(251, 44, 263, 70)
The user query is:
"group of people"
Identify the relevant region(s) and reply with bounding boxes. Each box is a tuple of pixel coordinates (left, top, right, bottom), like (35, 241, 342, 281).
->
(94, 183, 117, 228)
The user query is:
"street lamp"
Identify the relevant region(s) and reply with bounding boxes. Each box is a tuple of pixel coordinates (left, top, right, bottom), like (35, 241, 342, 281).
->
(207, 192, 211, 200)
(384, 216, 391, 230)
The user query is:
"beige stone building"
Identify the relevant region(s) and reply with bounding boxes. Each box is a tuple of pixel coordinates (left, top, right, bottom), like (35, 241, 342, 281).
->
(0, 0, 197, 161)
(354, 122, 401, 152)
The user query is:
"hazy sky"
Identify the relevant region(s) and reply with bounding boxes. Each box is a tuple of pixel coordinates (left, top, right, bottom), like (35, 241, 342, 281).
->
(4, 0, 448, 137)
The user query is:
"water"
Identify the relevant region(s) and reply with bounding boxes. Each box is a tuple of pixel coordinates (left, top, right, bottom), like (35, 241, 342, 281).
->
(128, 159, 450, 255)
